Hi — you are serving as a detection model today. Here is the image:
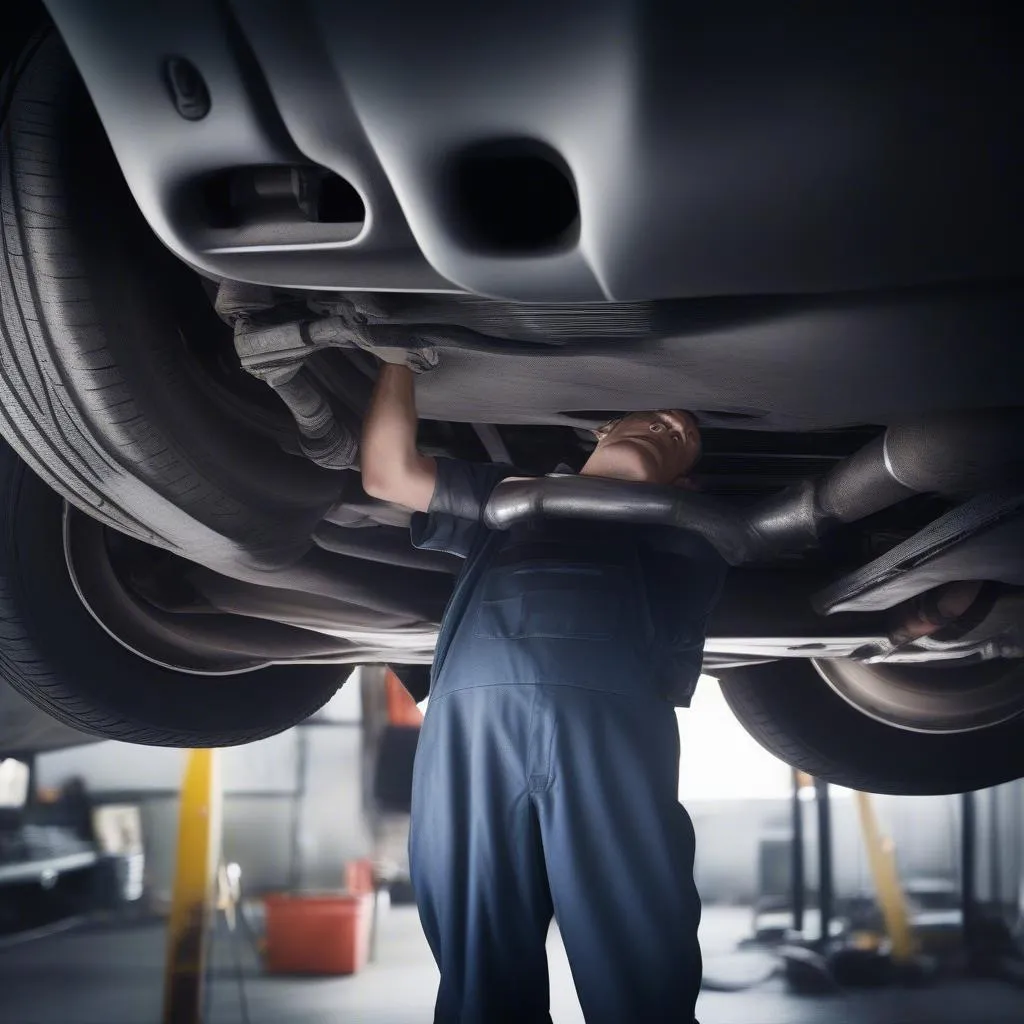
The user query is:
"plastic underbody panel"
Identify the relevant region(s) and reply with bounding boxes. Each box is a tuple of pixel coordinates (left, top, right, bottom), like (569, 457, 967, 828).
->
(23, 2, 1024, 672)
(41, 0, 1024, 432)
(402, 287, 1022, 433)
(45, 1, 1024, 302)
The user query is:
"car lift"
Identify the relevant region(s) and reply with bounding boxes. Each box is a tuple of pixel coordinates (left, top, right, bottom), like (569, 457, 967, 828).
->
(814, 776, 916, 963)
(854, 788, 916, 962)
(775, 772, 919, 993)
(162, 749, 222, 1024)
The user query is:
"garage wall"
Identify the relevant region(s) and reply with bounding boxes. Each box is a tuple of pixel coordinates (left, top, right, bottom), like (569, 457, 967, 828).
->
(34, 672, 370, 901)
(974, 781, 1024, 913)
(77, 778, 1024, 915)
(691, 781, 1024, 919)
(36, 729, 298, 795)
(679, 679, 1023, 914)
(689, 792, 961, 905)
(33, 665, 1024, 917)
(125, 796, 299, 901)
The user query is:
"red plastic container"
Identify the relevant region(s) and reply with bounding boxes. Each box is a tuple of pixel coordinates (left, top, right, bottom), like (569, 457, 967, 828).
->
(385, 668, 424, 727)
(264, 893, 371, 975)
(345, 858, 375, 896)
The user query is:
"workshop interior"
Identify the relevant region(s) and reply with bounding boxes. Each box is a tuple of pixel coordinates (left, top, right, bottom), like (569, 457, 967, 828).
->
(2, 2, 1024, 1022)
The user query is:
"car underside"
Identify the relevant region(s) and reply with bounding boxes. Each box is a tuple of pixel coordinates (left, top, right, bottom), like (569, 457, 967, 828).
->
(0, 2, 1022, 793)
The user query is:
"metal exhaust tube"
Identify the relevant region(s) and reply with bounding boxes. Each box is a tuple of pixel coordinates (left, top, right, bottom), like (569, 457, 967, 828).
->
(483, 410, 1024, 565)
(817, 409, 1024, 523)
(483, 475, 820, 565)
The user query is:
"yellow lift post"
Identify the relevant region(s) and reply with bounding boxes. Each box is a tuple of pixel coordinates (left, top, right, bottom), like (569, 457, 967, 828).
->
(855, 790, 916, 964)
(163, 748, 223, 1024)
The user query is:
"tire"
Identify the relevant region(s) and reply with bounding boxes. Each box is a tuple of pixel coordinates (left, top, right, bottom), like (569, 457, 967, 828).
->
(718, 660, 1024, 795)
(0, 436, 345, 748)
(0, 31, 342, 569)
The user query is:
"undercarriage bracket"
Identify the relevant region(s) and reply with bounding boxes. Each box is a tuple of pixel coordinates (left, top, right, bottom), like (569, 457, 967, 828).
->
(814, 491, 1024, 614)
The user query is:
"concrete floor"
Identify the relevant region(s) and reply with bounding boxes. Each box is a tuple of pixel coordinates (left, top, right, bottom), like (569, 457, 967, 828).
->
(0, 905, 1022, 1023)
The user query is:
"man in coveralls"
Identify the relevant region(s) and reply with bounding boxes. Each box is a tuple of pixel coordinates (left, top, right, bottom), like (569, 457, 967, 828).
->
(362, 357, 726, 1024)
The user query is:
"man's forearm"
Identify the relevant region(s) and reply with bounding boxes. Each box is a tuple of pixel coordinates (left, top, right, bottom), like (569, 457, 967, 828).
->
(361, 364, 437, 512)
(364, 364, 419, 466)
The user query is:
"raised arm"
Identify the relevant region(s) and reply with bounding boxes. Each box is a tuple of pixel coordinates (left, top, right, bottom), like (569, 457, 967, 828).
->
(360, 364, 438, 513)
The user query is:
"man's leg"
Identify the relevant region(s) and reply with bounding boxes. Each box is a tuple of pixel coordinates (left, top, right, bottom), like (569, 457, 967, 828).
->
(535, 686, 702, 1024)
(410, 684, 555, 1024)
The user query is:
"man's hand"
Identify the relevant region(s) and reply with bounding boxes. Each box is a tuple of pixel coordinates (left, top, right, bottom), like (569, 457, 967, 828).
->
(360, 364, 438, 513)
(340, 315, 440, 374)
(364, 337, 440, 374)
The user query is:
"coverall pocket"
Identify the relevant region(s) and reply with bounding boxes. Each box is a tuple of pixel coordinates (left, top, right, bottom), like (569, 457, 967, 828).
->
(473, 563, 630, 641)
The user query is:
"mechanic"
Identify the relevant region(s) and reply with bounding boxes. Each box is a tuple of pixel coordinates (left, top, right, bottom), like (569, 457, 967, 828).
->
(361, 353, 727, 1024)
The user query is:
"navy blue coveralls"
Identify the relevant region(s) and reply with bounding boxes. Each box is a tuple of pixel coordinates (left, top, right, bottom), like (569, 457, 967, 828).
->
(410, 459, 726, 1024)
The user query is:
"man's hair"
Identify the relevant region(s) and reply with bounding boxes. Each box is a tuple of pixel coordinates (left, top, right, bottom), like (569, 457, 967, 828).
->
(592, 417, 621, 441)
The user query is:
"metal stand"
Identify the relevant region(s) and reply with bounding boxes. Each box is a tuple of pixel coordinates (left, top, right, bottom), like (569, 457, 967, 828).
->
(370, 886, 380, 963)
(288, 727, 309, 893)
(790, 769, 805, 935)
(988, 787, 1002, 910)
(961, 790, 978, 960)
(815, 778, 833, 948)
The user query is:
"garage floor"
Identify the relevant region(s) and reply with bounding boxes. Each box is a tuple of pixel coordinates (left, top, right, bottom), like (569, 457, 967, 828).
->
(0, 905, 1022, 1023)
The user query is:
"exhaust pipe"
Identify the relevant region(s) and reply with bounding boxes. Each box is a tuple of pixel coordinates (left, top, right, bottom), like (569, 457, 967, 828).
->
(484, 410, 1024, 565)
(817, 409, 1024, 523)
(484, 475, 819, 565)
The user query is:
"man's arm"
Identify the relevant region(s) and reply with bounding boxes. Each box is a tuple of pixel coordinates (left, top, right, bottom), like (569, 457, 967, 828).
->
(361, 364, 437, 513)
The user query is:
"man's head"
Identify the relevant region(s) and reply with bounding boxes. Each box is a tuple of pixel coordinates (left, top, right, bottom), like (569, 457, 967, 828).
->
(580, 410, 702, 486)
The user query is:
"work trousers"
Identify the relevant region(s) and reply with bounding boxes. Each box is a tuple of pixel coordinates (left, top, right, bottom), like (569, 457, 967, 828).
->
(409, 680, 701, 1023)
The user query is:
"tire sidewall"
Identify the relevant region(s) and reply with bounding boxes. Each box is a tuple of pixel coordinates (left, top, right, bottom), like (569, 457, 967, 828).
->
(718, 659, 1024, 795)
(0, 440, 344, 747)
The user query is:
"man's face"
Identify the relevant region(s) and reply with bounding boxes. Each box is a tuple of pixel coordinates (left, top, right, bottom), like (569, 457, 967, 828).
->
(592, 410, 701, 485)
